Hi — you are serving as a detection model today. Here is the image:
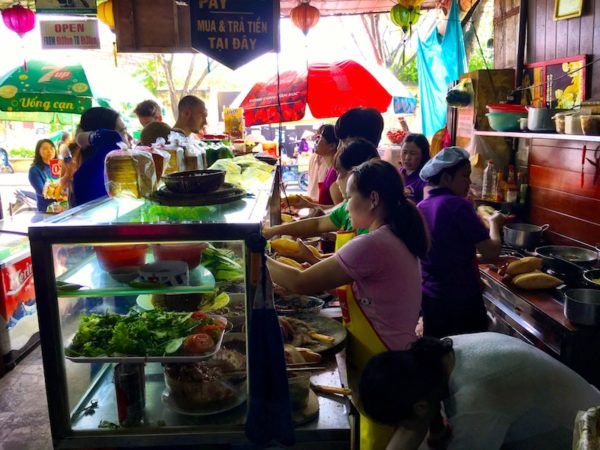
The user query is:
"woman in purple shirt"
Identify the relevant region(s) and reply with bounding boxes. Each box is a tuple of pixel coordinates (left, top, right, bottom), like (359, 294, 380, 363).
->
(417, 147, 503, 338)
(400, 133, 430, 204)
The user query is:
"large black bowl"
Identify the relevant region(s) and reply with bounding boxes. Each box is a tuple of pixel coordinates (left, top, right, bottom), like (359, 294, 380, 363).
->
(162, 169, 225, 194)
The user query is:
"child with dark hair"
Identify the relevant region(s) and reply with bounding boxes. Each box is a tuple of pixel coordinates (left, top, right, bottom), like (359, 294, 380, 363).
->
(334, 107, 385, 147)
(268, 159, 429, 450)
(400, 133, 430, 203)
(360, 333, 600, 450)
(417, 147, 503, 338)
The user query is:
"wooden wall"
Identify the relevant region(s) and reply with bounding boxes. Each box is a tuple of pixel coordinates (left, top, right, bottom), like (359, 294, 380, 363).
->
(527, 0, 600, 98)
(494, 0, 600, 247)
(527, 139, 600, 247)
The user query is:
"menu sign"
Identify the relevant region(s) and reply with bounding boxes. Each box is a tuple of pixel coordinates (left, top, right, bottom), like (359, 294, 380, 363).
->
(189, 0, 279, 70)
(40, 19, 100, 50)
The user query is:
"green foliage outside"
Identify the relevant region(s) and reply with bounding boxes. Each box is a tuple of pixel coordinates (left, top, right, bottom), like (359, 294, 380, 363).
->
(9, 147, 34, 158)
(396, 58, 418, 84)
(132, 57, 163, 97)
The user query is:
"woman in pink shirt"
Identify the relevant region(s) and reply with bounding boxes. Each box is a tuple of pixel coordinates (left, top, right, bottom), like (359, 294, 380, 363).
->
(268, 159, 430, 449)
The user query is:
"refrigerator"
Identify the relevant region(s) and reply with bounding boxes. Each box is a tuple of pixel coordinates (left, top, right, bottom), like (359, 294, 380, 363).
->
(0, 212, 46, 374)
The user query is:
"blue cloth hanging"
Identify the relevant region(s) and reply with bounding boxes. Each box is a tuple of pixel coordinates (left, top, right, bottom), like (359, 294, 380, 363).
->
(417, 0, 467, 136)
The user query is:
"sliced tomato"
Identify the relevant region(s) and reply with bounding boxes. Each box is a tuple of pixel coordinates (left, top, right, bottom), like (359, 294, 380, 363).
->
(182, 333, 215, 355)
(191, 311, 208, 319)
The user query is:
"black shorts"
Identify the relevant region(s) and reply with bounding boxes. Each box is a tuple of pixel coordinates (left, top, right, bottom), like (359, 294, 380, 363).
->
(421, 293, 488, 338)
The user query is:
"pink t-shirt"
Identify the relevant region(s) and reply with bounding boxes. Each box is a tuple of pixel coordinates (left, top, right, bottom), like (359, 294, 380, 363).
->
(334, 225, 421, 350)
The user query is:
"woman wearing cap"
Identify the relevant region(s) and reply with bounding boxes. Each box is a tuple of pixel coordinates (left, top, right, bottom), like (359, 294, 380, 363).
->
(417, 147, 503, 338)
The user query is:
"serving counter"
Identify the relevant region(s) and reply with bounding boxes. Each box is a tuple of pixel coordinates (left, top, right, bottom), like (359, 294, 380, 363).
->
(28, 171, 351, 449)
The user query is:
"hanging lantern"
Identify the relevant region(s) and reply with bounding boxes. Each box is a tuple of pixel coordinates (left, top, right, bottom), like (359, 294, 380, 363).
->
(290, 0, 320, 36)
(390, 4, 411, 32)
(2, 4, 35, 38)
(2, 4, 36, 71)
(97, 0, 118, 67)
(97, 0, 115, 31)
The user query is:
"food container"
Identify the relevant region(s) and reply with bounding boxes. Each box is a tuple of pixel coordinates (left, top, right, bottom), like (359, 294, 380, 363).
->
(109, 266, 140, 283)
(151, 292, 209, 311)
(526, 107, 554, 131)
(553, 113, 567, 133)
(164, 364, 238, 410)
(94, 244, 148, 272)
(139, 260, 189, 286)
(487, 103, 528, 114)
(503, 223, 549, 249)
(486, 112, 526, 131)
(288, 372, 311, 410)
(519, 117, 528, 130)
(565, 115, 583, 135)
(580, 115, 600, 135)
(152, 242, 209, 269)
(163, 170, 226, 194)
(275, 295, 325, 315)
(563, 288, 600, 326)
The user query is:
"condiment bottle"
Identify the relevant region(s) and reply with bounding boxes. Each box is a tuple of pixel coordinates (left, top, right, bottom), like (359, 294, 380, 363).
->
(482, 160, 496, 201)
(505, 165, 518, 203)
(495, 171, 504, 202)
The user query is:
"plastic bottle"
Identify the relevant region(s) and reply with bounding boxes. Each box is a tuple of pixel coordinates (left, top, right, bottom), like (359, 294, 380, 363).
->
(482, 160, 496, 200)
(495, 171, 505, 202)
(517, 170, 528, 204)
(505, 165, 518, 203)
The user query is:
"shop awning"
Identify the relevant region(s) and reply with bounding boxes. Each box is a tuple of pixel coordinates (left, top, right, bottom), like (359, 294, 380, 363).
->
(0, 0, 439, 16)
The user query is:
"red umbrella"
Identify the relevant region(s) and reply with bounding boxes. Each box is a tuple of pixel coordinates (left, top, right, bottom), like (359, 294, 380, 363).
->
(237, 60, 393, 126)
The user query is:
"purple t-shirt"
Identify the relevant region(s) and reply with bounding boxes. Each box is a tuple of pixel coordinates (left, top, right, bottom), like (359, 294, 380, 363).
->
(335, 225, 421, 350)
(401, 168, 428, 204)
(318, 166, 337, 205)
(417, 188, 489, 302)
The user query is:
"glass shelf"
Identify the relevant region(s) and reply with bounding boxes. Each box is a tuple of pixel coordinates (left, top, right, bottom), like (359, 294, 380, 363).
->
(56, 255, 216, 298)
(71, 363, 247, 432)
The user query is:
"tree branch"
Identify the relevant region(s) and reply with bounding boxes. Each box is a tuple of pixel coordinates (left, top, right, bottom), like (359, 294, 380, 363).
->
(181, 54, 196, 95)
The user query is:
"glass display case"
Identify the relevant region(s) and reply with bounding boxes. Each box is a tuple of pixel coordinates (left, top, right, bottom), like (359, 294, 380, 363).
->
(28, 177, 286, 448)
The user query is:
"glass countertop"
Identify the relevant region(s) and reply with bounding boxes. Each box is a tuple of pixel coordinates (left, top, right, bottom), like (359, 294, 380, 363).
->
(35, 176, 274, 228)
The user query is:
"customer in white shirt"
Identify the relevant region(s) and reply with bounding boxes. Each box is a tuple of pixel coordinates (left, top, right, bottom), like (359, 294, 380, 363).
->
(360, 332, 600, 450)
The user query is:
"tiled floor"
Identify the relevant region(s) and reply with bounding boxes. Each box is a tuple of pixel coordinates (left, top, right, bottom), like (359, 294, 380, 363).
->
(0, 345, 53, 450)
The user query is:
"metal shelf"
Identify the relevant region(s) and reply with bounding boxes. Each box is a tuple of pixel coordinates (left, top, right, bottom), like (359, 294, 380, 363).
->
(474, 130, 600, 142)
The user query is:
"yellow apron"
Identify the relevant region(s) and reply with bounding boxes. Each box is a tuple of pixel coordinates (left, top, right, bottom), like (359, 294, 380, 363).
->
(335, 231, 395, 450)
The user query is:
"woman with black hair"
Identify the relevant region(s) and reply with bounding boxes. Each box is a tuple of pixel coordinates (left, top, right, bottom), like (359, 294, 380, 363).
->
(28, 139, 57, 212)
(268, 159, 429, 450)
(400, 133, 430, 203)
(417, 147, 503, 338)
(72, 107, 130, 206)
(360, 333, 600, 450)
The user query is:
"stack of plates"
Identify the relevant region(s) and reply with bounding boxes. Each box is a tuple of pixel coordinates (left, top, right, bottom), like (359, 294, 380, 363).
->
(147, 183, 246, 206)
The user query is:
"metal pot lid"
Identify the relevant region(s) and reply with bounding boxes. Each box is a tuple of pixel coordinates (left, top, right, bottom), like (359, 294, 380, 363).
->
(535, 245, 598, 263)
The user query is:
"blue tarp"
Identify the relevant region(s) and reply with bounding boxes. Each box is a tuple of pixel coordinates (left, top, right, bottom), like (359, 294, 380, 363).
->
(417, 0, 467, 136)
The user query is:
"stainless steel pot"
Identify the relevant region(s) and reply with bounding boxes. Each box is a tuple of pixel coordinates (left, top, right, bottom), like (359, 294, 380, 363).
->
(535, 245, 598, 267)
(563, 288, 600, 326)
(527, 107, 554, 131)
(503, 223, 548, 248)
(583, 269, 600, 289)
